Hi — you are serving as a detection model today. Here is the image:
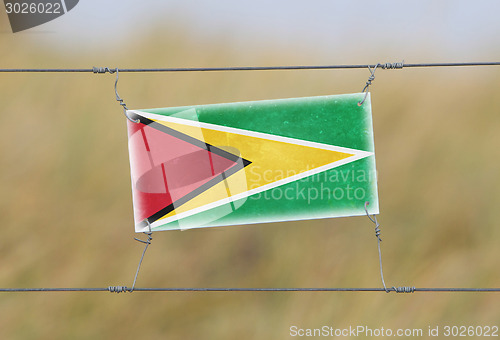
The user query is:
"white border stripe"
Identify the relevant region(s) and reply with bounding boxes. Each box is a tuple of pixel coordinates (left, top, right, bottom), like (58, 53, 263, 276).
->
(128, 110, 374, 231)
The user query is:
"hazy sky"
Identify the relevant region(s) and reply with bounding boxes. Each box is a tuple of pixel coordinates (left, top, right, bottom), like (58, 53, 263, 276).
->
(3, 0, 500, 61)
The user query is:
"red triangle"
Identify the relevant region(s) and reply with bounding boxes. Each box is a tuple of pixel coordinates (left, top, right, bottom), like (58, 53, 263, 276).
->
(128, 121, 238, 223)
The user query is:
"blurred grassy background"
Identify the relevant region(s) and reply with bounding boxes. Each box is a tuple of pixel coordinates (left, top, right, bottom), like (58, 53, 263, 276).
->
(1, 10, 500, 340)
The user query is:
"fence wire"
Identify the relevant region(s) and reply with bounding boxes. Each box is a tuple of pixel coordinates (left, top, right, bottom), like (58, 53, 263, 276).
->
(1, 60, 499, 294)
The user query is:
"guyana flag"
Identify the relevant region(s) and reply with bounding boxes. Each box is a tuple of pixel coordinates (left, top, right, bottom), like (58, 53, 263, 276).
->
(126, 93, 378, 232)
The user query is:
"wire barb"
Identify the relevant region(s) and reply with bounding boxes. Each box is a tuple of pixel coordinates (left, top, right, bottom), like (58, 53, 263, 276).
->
(379, 61, 405, 70)
(391, 286, 415, 293)
(108, 286, 129, 293)
(92, 67, 115, 74)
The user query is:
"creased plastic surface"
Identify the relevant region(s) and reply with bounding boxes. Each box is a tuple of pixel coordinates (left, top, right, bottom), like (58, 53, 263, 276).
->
(127, 93, 378, 232)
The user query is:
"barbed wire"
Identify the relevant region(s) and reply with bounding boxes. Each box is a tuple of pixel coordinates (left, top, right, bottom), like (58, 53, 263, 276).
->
(0, 287, 499, 293)
(0, 61, 499, 73)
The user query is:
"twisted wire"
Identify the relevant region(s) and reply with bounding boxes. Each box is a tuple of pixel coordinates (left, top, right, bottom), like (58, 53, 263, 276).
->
(379, 61, 405, 69)
(364, 202, 389, 292)
(130, 220, 153, 292)
(364, 202, 416, 294)
(92, 67, 138, 123)
(112, 68, 139, 123)
(391, 286, 415, 293)
(358, 64, 378, 106)
(108, 286, 129, 293)
(92, 67, 115, 74)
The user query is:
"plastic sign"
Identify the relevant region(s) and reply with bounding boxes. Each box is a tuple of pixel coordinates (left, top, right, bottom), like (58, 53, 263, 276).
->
(126, 93, 379, 232)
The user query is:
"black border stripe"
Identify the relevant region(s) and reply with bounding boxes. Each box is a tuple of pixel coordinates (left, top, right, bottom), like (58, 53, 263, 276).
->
(141, 159, 250, 227)
(130, 112, 252, 228)
(130, 112, 244, 163)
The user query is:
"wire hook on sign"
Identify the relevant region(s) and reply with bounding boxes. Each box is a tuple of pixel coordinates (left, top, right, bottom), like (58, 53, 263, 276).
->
(364, 202, 415, 294)
(358, 64, 378, 106)
(364, 201, 389, 292)
(358, 61, 404, 106)
(130, 219, 153, 292)
(113, 69, 140, 123)
(107, 219, 153, 293)
(92, 66, 139, 123)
